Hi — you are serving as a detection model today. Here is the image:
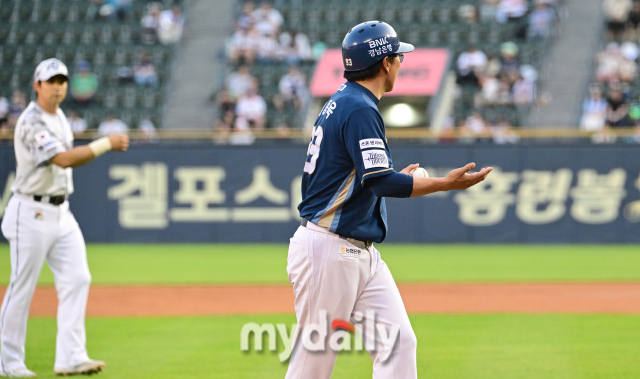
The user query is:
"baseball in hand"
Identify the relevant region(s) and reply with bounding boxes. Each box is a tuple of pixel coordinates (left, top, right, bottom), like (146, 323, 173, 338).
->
(410, 167, 429, 178)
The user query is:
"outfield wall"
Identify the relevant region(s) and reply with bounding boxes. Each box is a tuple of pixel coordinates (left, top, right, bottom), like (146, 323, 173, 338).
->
(1, 144, 639, 243)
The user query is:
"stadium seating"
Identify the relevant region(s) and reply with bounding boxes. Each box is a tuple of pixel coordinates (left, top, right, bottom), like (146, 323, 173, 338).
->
(227, 0, 555, 128)
(0, 0, 180, 129)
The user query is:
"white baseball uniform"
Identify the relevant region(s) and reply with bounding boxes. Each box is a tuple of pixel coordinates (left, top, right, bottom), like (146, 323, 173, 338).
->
(288, 78, 419, 378)
(0, 100, 92, 373)
(285, 222, 417, 379)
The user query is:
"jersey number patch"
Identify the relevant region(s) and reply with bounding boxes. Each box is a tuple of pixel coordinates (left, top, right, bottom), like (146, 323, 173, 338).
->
(304, 126, 324, 174)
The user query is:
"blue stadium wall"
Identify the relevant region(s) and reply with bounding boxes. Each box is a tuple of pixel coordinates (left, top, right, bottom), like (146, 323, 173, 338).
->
(1, 144, 640, 243)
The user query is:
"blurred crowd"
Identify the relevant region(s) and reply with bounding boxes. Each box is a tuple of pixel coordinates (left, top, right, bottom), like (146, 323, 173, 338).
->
(449, 0, 561, 143)
(1, 2, 183, 137)
(88, 0, 184, 45)
(456, 42, 539, 107)
(580, 0, 640, 143)
(215, 1, 315, 142)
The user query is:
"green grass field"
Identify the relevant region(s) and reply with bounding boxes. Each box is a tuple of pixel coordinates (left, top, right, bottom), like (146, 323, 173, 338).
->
(1, 243, 640, 378)
(24, 315, 640, 379)
(1, 244, 639, 285)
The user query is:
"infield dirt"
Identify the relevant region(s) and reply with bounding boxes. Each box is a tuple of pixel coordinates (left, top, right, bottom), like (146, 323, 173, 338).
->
(5, 283, 640, 317)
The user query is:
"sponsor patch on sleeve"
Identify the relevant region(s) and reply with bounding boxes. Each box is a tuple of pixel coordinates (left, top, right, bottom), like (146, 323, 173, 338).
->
(359, 138, 385, 149)
(361, 149, 389, 169)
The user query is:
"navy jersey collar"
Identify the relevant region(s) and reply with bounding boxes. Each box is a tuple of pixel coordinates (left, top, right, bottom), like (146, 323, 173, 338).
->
(347, 82, 380, 106)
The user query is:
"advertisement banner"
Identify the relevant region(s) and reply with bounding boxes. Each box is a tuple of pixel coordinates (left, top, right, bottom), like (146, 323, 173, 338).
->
(1, 144, 639, 243)
(309, 49, 449, 97)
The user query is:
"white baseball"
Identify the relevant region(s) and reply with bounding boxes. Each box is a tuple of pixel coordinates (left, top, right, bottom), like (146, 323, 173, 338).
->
(410, 167, 429, 178)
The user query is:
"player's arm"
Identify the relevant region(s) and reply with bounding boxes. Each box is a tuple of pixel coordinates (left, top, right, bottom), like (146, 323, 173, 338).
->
(50, 134, 129, 168)
(401, 162, 493, 197)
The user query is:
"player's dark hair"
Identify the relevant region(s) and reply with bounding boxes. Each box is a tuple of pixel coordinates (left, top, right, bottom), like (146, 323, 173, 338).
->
(343, 54, 398, 82)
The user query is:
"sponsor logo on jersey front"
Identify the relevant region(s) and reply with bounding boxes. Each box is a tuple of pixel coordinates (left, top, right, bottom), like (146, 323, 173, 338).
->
(362, 149, 389, 169)
(359, 138, 385, 149)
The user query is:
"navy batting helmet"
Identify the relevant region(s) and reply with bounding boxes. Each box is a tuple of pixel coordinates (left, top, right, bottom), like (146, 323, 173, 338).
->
(342, 21, 415, 71)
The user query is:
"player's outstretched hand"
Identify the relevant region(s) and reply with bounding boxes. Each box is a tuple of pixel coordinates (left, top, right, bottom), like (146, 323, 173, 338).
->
(108, 134, 129, 152)
(445, 163, 492, 190)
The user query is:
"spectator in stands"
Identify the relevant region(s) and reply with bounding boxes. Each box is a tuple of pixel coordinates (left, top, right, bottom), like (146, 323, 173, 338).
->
(480, 0, 500, 23)
(141, 2, 162, 44)
(70, 61, 99, 105)
(605, 87, 629, 127)
(229, 25, 256, 65)
(214, 89, 236, 138)
(478, 74, 500, 105)
(458, 5, 479, 24)
(528, 1, 556, 39)
(581, 85, 608, 131)
(238, 1, 256, 30)
(158, 5, 184, 45)
(499, 42, 520, 75)
(512, 65, 538, 105)
(69, 111, 88, 136)
(255, 31, 279, 62)
(495, 0, 528, 23)
(134, 52, 159, 87)
(603, 0, 633, 41)
(273, 65, 308, 112)
(0, 95, 9, 133)
(252, 1, 284, 35)
(98, 0, 132, 22)
(512, 74, 535, 105)
(496, 76, 513, 104)
(7, 89, 26, 130)
(98, 114, 129, 136)
(226, 66, 255, 100)
(235, 86, 267, 131)
(456, 46, 487, 87)
(626, 1, 640, 40)
(279, 30, 313, 64)
(619, 42, 638, 83)
(492, 118, 520, 144)
(596, 42, 623, 83)
(138, 118, 158, 142)
(465, 111, 490, 138)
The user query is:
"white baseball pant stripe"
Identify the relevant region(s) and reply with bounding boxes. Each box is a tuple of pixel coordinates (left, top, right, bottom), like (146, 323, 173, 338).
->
(285, 223, 417, 379)
(0, 195, 91, 372)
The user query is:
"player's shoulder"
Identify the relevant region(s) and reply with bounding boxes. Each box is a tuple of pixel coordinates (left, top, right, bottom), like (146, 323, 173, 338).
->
(334, 83, 377, 108)
(16, 102, 46, 130)
(329, 84, 379, 119)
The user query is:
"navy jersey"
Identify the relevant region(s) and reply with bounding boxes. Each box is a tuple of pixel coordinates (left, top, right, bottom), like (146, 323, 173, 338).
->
(298, 81, 396, 243)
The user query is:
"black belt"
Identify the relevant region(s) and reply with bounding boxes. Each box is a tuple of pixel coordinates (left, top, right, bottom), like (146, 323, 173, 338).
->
(33, 195, 66, 206)
(300, 218, 372, 247)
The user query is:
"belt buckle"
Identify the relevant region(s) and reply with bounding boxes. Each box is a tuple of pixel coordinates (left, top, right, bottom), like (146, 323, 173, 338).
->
(51, 196, 64, 206)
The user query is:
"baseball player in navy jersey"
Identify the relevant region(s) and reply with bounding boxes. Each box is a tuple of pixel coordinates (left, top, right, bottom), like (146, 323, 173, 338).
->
(285, 22, 492, 379)
(0, 59, 128, 377)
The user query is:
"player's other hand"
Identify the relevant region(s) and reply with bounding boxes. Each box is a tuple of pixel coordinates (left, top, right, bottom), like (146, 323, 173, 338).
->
(445, 163, 492, 190)
(108, 134, 129, 152)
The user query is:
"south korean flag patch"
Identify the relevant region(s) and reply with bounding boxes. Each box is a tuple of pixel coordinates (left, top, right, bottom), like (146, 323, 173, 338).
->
(35, 130, 57, 152)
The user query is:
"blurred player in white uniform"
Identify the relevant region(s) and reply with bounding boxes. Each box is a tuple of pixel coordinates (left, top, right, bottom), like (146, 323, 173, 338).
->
(0, 59, 129, 377)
